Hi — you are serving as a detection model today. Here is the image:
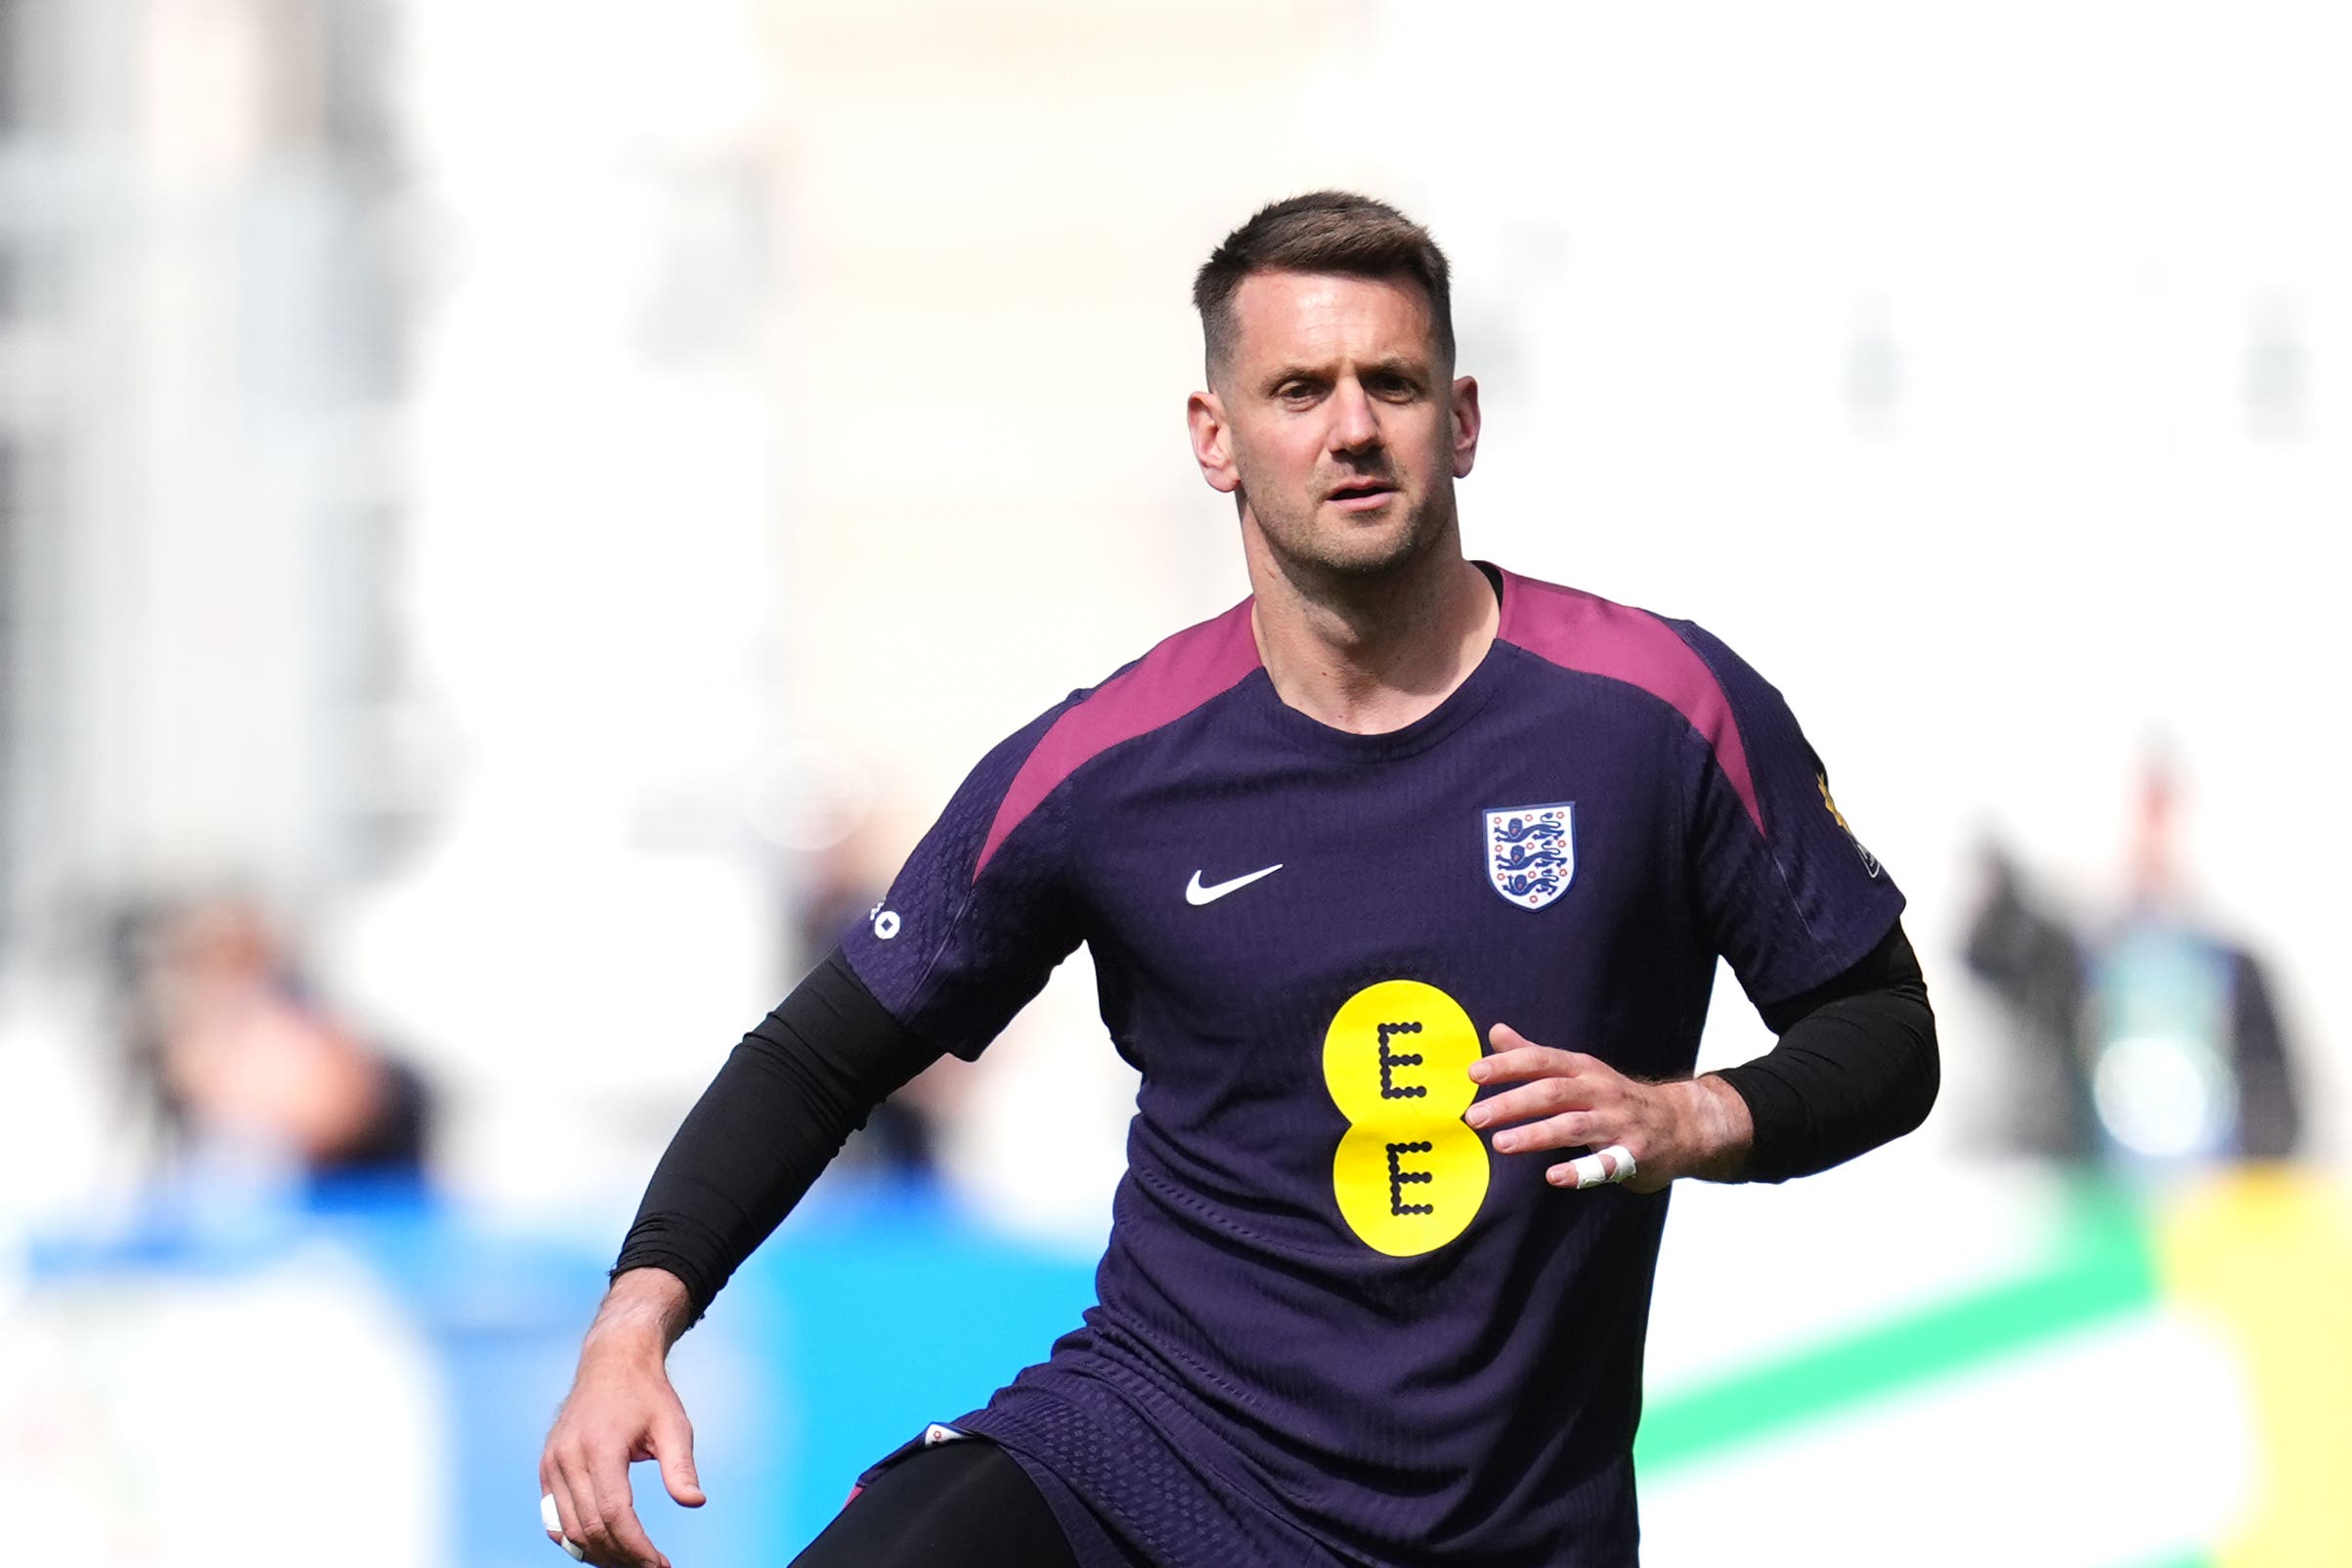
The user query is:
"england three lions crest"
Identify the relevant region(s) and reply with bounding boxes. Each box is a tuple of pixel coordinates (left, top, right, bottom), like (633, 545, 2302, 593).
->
(1484, 804, 1575, 910)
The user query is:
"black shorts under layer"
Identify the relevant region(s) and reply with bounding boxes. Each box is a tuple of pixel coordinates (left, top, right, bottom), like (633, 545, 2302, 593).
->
(788, 1438, 1079, 1568)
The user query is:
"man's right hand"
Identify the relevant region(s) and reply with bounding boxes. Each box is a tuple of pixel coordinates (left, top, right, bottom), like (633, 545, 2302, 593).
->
(539, 1269, 706, 1568)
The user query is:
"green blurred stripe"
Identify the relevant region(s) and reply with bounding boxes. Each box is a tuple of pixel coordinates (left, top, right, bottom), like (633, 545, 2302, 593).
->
(1638, 1181, 2157, 1472)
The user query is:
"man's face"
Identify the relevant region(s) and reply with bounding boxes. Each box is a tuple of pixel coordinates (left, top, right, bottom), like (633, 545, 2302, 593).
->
(1189, 270, 1480, 583)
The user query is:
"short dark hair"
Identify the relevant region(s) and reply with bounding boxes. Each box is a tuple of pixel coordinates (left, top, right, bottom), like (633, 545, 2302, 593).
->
(1193, 192, 1455, 379)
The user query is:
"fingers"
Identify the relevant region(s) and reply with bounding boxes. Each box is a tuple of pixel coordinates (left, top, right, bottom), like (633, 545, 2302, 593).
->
(1470, 1030, 1602, 1089)
(1465, 1026, 1616, 1147)
(541, 1464, 586, 1559)
(541, 1492, 587, 1561)
(1470, 1024, 1657, 1188)
(583, 1459, 670, 1568)
(651, 1411, 705, 1508)
(1475, 1022, 1583, 1069)
(544, 1440, 668, 1568)
(1478, 1108, 1605, 1154)
(1549, 1145, 1637, 1190)
(1465, 1071, 1600, 1128)
(1486, 1021, 1533, 1054)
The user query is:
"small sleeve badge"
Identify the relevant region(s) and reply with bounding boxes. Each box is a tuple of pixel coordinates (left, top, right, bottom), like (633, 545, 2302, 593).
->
(1816, 775, 1882, 877)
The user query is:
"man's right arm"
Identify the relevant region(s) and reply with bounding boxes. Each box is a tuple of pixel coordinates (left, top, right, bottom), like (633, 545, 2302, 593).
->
(543, 679, 1089, 1563)
(611, 945, 943, 1317)
(540, 947, 941, 1567)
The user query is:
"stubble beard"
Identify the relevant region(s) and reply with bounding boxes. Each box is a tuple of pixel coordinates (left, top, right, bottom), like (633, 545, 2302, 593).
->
(1246, 480, 1457, 592)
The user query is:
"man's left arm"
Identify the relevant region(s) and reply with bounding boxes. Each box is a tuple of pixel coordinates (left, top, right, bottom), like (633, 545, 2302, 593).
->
(1468, 921, 1937, 1192)
(1708, 920, 1938, 1181)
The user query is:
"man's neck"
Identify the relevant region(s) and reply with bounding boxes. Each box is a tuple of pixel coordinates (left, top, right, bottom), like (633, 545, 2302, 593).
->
(1245, 542, 1500, 737)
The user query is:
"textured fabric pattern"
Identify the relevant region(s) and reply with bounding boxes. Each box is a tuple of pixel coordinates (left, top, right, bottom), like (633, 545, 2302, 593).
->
(843, 566, 1906, 1567)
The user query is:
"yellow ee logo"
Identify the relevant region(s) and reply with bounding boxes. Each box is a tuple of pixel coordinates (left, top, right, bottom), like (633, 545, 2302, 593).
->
(1323, 980, 1490, 1256)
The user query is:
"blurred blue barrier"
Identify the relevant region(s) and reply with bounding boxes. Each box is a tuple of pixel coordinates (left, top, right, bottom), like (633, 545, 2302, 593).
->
(28, 1177, 1103, 1566)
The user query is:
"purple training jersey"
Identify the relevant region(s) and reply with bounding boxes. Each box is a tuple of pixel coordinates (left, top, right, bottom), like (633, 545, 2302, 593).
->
(842, 567, 1904, 1568)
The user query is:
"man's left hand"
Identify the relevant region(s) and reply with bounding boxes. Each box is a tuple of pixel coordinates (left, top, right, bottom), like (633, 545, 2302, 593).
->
(1465, 1024, 1753, 1193)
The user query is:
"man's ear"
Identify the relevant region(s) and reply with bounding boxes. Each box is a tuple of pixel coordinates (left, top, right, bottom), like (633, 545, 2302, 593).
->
(1450, 374, 1482, 479)
(1188, 391, 1241, 494)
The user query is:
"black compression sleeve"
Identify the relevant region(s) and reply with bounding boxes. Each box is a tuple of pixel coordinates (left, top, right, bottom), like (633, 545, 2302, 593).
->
(611, 946, 941, 1320)
(1711, 923, 1939, 1183)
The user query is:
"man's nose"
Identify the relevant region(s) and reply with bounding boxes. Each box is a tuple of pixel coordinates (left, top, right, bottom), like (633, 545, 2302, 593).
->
(1328, 379, 1381, 453)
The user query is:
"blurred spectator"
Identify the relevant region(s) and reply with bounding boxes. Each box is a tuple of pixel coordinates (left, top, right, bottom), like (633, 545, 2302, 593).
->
(111, 896, 433, 1193)
(1961, 846, 2092, 1157)
(1965, 755, 2301, 1166)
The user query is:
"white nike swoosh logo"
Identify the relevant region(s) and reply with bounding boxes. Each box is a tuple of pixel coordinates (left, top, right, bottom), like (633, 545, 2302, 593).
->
(1185, 864, 1285, 906)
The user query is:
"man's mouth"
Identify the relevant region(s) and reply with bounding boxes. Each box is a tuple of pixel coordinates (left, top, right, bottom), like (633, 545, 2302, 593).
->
(1327, 480, 1398, 507)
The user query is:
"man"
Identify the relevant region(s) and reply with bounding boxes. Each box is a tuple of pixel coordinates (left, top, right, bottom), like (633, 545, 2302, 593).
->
(541, 192, 1938, 1568)
(1967, 754, 2299, 1165)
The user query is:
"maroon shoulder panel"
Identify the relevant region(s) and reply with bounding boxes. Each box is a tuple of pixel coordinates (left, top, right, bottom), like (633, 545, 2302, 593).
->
(1496, 570, 1764, 834)
(975, 598, 1262, 879)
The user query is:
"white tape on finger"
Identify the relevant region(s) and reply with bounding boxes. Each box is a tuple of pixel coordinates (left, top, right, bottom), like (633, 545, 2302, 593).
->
(542, 1494, 588, 1561)
(1570, 1145, 1637, 1187)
